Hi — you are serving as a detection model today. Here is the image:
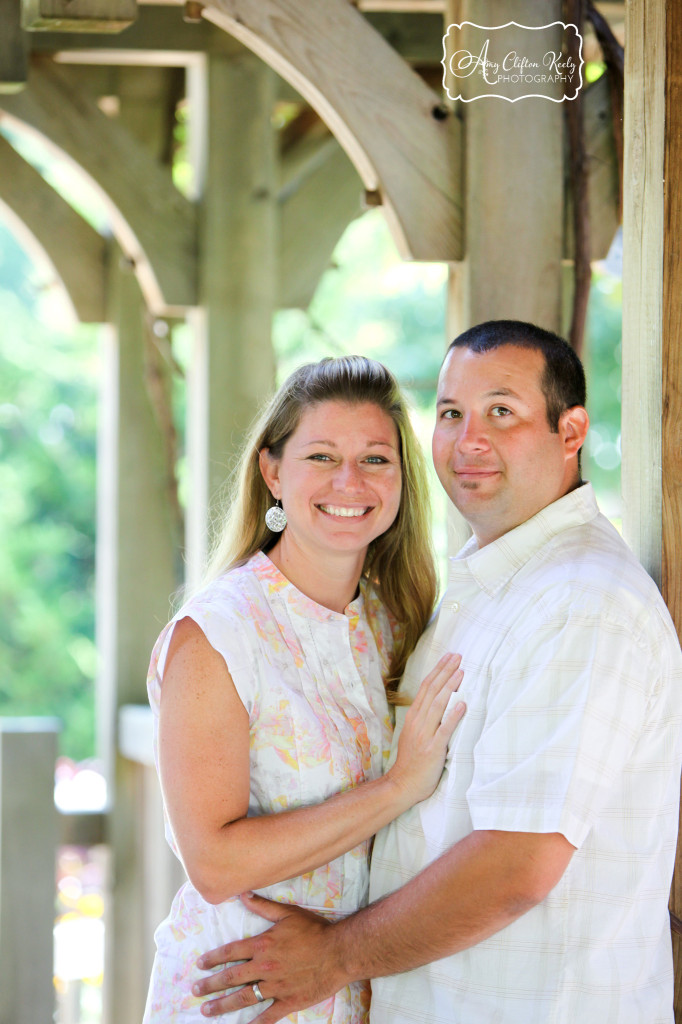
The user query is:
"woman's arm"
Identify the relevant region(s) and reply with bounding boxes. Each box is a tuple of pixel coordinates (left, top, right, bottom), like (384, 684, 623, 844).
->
(158, 617, 464, 905)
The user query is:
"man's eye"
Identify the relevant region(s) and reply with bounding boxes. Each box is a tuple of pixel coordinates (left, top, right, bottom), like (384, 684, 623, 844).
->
(491, 406, 512, 417)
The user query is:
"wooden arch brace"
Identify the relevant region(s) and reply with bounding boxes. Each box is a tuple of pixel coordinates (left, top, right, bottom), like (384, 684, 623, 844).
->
(0, 134, 106, 321)
(203, 0, 463, 262)
(0, 60, 196, 314)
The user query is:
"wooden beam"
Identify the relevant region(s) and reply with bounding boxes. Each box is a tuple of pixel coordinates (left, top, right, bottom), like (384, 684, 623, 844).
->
(27, 2, 243, 54)
(662, 2, 682, 642)
(663, 7, 682, 1013)
(0, 58, 196, 313)
(184, 52, 277, 583)
(452, 3, 565, 331)
(59, 810, 107, 845)
(443, 0, 565, 554)
(26, 5, 445, 64)
(278, 134, 362, 308)
(0, 0, 27, 93)
(621, 0, 664, 580)
(362, 10, 445, 64)
(202, 0, 463, 262)
(564, 72, 620, 262)
(97, 248, 182, 1021)
(622, 4, 682, 1013)
(0, 134, 106, 321)
(359, 1, 445, 10)
(22, 0, 137, 31)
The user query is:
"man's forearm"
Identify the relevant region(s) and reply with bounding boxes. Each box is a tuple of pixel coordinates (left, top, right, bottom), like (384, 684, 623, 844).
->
(193, 829, 575, 1020)
(329, 829, 574, 983)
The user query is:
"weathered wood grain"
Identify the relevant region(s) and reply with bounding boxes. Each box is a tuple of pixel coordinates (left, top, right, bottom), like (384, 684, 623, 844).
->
(279, 134, 362, 308)
(0, 720, 60, 1024)
(0, 58, 196, 313)
(563, 73, 620, 263)
(184, 53, 277, 584)
(621, 0, 664, 580)
(662, 8, 682, 1015)
(0, 0, 27, 91)
(202, 0, 463, 261)
(0, 133, 106, 320)
(22, 0, 137, 32)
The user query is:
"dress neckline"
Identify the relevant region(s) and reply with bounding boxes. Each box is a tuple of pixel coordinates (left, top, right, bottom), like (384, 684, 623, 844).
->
(250, 549, 364, 622)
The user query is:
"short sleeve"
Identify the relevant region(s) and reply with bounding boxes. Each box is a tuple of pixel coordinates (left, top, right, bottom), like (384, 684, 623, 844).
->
(467, 602, 656, 848)
(146, 581, 259, 719)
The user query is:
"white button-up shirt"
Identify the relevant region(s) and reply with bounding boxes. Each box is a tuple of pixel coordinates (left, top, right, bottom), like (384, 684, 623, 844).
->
(370, 484, 682, 1024)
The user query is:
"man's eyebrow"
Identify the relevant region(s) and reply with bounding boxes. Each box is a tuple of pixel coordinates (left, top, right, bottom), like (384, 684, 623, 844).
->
(486, 387, 524, 400)
(437, 387, 525, 405)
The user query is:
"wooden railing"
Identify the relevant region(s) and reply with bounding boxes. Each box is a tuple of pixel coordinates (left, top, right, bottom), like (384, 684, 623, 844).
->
(0, 710, 183, 1024)
(0, 718, 60, 1024)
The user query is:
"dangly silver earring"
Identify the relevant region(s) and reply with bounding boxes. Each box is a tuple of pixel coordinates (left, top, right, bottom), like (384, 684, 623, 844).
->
(265, 499, 287, 533)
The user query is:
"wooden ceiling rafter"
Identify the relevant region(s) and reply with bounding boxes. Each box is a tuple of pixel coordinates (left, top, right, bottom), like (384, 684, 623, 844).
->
(0, 131, 106, 320)
(201, 0, 463, 261)
(0, 57, 197, 313)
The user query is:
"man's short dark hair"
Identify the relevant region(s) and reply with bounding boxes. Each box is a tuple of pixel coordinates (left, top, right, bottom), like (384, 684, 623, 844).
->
(447, 320, 587, 432)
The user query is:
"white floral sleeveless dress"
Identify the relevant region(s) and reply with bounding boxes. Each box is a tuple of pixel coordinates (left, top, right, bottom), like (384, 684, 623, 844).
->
(143, 551, 395, 1023)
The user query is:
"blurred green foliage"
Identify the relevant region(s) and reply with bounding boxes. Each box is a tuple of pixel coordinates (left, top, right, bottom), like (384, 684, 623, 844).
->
(0, 221, 97, 760)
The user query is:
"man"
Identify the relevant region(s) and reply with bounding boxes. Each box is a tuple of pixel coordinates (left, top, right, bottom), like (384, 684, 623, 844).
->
(194, 320, 682, 1022)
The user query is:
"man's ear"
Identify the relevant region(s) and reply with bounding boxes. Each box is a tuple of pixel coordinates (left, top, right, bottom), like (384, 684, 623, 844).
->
(559, 406, 590, 459)
(258, 447, 281, 498)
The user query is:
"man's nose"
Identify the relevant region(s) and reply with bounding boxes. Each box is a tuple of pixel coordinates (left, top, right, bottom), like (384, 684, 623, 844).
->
(456, 413, 490, 451)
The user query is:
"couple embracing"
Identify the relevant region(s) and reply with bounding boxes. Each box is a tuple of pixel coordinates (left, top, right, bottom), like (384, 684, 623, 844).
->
(144, 320, 682, 1024)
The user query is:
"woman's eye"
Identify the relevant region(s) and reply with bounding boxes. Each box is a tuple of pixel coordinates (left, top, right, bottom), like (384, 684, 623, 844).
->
(364, 455, 388, 465)
(308, 453, 333, 462)
(441, 409, 461, 420)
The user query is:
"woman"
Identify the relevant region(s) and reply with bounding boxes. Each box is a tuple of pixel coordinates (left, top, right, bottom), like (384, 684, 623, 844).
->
(143, 356, 464, 1023)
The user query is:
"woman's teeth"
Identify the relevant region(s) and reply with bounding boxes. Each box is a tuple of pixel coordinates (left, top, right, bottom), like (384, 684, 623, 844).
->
(318, 505, 369, 517)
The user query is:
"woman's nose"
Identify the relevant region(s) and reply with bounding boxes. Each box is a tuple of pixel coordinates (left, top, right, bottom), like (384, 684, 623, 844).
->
(333, 461, 363, 491)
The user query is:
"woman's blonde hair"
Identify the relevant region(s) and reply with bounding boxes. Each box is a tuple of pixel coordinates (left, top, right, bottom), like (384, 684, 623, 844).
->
(205, 355, 437, 693)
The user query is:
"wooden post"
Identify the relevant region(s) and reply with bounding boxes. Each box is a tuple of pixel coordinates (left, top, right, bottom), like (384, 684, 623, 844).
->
(661, 3, 682, 1017)
(97, 248, 181, 1024)
(185, 51, 277, 584)
(661, 9, 682, 646)
(0, 718, 60, 1024)
(449, 0, 565, 331)
(444, 0, 565, 551)
(622, 2, 682, 1016)
(621, 0, 665, 583)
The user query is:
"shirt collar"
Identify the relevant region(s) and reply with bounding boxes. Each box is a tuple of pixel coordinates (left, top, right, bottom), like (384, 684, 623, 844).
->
(448, 483, 600, 596)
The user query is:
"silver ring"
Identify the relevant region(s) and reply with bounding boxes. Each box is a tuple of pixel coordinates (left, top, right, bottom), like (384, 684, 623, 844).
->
(252, 982, 265, 1003)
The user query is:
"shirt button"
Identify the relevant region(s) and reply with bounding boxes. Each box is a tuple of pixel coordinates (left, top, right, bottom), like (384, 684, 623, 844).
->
(449, 601, 460, 612)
